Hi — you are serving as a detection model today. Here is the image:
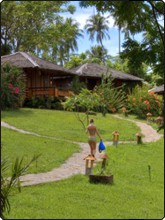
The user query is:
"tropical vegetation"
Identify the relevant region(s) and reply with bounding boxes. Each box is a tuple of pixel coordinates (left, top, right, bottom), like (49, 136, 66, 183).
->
(1, 1, 164, 219)
(126, 84, 163, 118)
(79, 1, 164, 84)
(1, 1, 164, 84)
(1, 151, 40, 219)
(84, 13, 110, 48)
(1, 63, 26, 110)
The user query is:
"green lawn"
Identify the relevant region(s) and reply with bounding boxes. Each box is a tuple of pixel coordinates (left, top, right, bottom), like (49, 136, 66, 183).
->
(1, 127, 80, 176)
(1, 108, 141, 142)
(1, 108, 164, 219)
(4, 139, 164, 219)
(1, 108, 142, 176)
(117, 113, 164, 134)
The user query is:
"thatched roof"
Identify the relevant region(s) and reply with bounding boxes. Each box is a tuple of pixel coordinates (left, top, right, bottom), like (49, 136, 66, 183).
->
(71, 63, 144, 81)
(1, 52, 76, 76)
(149, 84, 164, 94)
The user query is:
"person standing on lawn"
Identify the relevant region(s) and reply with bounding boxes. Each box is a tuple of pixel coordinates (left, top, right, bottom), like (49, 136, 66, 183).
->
(86, 118, 102, 158)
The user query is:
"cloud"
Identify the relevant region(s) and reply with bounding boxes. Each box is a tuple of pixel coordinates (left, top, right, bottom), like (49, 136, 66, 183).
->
(61, 5, 116, 30)
(60, 1, 120, 56)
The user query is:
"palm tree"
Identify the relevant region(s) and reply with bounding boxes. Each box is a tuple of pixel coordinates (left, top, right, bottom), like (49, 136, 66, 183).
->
(84, 13, 110, 47)
(64, 18, 84, 62)
(86, 45, 110, 64)
(52, 18, 84, 66)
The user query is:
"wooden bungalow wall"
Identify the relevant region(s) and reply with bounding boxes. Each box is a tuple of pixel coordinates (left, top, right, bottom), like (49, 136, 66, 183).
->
(23, 68, 142, 100)
(24, 68, 74, 99)
(80, 76, 142, 91)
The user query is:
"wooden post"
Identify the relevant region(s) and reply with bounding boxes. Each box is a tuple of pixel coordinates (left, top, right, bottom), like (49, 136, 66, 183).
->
(55, 88, 58, 97)
(146, 112, 152, 123)
(84, 155, 95, 175)
(112, 131, 120, 147)
(122, 107, 128, 117)
(136, 133, 142, 144)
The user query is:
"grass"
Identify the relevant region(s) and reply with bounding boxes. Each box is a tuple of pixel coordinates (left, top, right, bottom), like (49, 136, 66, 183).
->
(1, 108, 141, 142)
(1, 108, 164, 219)
(1, 127, 80, 176)
(118, 113, 164, 134)
(4, 139, 164, 219)
(1, 108, 142, 176)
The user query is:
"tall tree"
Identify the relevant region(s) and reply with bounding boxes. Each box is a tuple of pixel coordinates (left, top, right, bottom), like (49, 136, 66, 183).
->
(79, 1, 164, 80)
(86, 45, 110, 64)
(46, 17, 83, 66)
(1, 1, 76, 55)
(84, 13, 110, 47)
(120, 38, 148, 78)
(61, 18, 84, 63)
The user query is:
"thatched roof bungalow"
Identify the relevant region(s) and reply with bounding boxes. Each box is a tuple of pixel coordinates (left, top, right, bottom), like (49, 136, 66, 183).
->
(1, 53, 144, 101)
(148, 84, 164, 95)
(71, 63, 144, 90)
(1, 52, 77, 99)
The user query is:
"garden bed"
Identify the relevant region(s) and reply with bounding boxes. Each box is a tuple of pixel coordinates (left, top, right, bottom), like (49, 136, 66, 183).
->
(89, 174, 114, 184)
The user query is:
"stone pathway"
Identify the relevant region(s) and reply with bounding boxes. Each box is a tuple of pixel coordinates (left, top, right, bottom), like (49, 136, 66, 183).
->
(113, 115, 163, 142)
(1, 116, 163, 186)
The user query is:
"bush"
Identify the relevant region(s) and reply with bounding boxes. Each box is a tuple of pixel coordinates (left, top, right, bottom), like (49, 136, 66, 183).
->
(23, 96, 63, 110)
(1, 152, 40, 219)
(70, 76, 87, 94)
(94, 77, 127, 115)
(127, 85, 163, 119)
(1, 63, 26, 110)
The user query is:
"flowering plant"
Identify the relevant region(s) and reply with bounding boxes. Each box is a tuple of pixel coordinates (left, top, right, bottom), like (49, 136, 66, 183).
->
(127, 85, 163, 118)
(1, 63, 26, 110)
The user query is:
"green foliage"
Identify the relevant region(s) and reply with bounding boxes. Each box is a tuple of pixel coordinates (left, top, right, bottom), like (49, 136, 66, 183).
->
(62, 88, 101, 129)
(127, 85, 163, 118)
(84, 13, 110, 48)
(120, 38, 148, 78)
(63, 77, 127, 119)
(150, 73, 163, 87)
(64, 56, 84, 69)
(51, 17, 84, 66)
(1, 63, 26, 110)
(1, 1, 81, 66)
(70, 76, 87, 94)
(94, 77, 127, 115)
(1, 44, 12, 56)
(1, 153, 41, 219)
(85, 45, 110, 64)
(80, 1, 164, 80)
(24, 96, 63, 110)
(4, 139, 164, 219)
(106, 56, 130, 73)
(62, 88, 100, 112)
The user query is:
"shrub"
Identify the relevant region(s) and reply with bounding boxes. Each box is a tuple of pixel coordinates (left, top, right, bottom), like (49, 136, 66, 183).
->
(1, 63, 26, 110)
(127, 85, 163, 119)
(1, 153, 40, 219)
(62, 88, 101, 129)
(94, 77, 127, 115)
(23, 96, 63, 110)
(70, 76, 87, 94)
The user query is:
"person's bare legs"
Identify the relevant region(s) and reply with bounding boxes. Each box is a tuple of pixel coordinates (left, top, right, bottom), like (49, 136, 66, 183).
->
(89, 142, 96, 157)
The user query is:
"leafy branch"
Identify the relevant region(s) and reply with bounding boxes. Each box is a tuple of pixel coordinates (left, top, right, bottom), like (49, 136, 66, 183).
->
(1, 154, 41, 219)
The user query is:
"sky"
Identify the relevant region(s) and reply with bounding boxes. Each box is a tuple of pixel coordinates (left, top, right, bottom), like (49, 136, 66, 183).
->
(60, 1, 143, 57)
